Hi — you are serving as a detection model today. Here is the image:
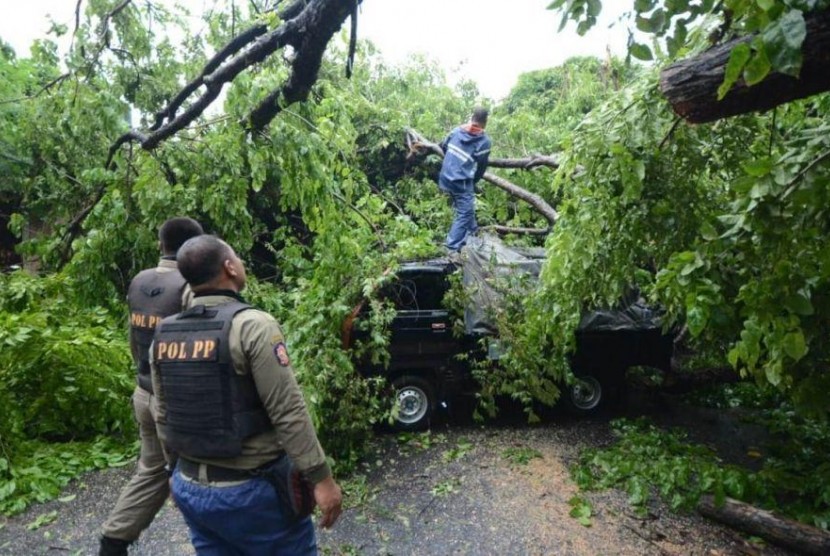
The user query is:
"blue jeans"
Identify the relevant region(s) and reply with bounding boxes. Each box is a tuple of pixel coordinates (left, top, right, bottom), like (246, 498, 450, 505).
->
(171, 469, 316, 556)
(441, 179, 477, 251)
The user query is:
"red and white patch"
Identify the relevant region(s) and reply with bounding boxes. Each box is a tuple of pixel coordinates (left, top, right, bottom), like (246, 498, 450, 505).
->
(274, 342, 291, 366)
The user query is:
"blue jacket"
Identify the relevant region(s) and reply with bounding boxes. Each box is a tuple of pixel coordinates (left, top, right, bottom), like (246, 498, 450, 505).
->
(438, 125, 491, 191)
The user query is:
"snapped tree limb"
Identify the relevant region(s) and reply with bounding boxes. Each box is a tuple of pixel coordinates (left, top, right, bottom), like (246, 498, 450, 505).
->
(404, 128, 559, 226)
(660, 9, 830, 124)
(110, 0, 359, 154)
(697, 495, 830, 555)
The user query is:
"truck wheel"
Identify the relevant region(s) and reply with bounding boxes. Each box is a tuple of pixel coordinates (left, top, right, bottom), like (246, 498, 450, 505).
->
(392, 375, 435, 431)
(565, 375, 604, 415)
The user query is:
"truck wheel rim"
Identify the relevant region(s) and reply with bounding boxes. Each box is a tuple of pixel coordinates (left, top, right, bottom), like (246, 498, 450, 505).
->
(570, 376, 602, 410)
(397, 386, 428, 424)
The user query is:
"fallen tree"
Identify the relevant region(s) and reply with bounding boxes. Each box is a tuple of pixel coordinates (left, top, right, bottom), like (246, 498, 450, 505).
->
(660, 8, 830, 124)
(697, 495, 830, 555)
(404, 128, 559, 229)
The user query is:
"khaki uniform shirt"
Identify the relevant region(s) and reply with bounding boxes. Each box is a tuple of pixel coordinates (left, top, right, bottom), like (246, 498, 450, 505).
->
(151, 294, 331, 484)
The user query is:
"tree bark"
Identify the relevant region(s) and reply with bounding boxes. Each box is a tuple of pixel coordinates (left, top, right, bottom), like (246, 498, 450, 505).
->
(660, 9, 830, 124)
(697, 496, 830, 555)
(489, 155, 559, 170)
(484, 225, 551, 236)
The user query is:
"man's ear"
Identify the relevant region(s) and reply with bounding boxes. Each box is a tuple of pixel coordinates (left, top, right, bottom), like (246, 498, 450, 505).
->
(223, 259, 238, 277)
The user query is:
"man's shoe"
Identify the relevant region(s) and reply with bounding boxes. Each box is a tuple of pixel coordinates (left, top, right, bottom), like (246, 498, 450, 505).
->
(99, 536, 132, 556)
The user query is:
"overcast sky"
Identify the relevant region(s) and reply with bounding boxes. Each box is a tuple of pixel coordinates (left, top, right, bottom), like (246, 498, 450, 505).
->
(0, 0, 633, 100)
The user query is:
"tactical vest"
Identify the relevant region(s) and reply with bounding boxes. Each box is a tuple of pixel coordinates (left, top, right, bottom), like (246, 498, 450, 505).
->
(128, 267, 186, 393)
(153, 301, 272, 459)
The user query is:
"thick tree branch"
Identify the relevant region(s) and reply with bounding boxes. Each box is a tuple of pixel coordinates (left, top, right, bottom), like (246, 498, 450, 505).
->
(247, 0, 360, 131)
(482, 172, 559, 224)
(404, 128, 559, 225)
(660, 9, 830, 123)
(483, 225, 551, 236)
(488, 155, 560, 170)
(110, 0, 359, 155)
(698, 496, 830, 555)
(151, 0, 311, 132)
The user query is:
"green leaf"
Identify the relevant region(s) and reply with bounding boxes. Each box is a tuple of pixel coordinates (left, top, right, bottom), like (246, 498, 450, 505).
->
(718, 43, 751, 99)
(783, 330, 808, 361)
(630, 43, 654, 61)
(784, 293, 814, 316)
(778, 9, 807, 49)
(756, 0, 775, 10)
(742, 158, 772, 177)
(743, 45, 772, 86)
(686, 305, 709, 337)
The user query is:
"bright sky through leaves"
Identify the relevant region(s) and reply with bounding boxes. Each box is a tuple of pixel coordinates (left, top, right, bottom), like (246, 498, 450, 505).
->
(0, 0, 631, 100)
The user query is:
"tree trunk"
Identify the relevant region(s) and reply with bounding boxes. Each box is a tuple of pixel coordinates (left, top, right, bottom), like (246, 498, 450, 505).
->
(697, 496, 830, 555)
(660, 9, 830, 124)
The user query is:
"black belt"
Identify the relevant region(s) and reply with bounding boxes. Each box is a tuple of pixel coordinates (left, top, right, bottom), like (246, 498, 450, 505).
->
(178, 458, 254, 482)
(178, 456, 284, 482)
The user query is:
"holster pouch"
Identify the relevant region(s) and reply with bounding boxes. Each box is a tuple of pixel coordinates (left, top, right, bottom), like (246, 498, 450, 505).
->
(254, 455, 316, 520)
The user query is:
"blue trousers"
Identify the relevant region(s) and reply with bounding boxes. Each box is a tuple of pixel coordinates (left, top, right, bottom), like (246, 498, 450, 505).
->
(171, 470, 316, 556)
(440, 179, 477, 251)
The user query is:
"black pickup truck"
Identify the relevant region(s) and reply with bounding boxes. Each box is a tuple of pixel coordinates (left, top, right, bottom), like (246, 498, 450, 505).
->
(344, 241, 674, 430)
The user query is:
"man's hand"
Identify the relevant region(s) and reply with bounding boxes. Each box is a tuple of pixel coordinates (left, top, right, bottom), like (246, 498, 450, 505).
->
(313, 476, 342, 528)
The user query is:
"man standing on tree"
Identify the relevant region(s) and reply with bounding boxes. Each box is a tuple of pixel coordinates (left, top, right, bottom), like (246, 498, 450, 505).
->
(99, 217, 204, 556)
(151, 235, 342, 554)
(438, 107, 492, 252)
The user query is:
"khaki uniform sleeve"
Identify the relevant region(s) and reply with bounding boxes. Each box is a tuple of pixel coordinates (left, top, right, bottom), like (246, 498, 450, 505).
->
(238, 313, 331, 483)
(181, 284, 194, 310)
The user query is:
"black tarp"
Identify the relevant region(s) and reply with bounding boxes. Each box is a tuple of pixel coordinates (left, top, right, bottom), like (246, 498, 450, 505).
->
(459, 234, 663, 335)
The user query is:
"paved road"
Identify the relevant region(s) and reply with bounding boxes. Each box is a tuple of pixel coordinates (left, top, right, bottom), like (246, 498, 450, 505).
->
(0, 416, 791, 555)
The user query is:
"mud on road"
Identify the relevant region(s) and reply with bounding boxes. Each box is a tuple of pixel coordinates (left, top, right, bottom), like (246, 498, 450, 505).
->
(0, 413, 793, 556)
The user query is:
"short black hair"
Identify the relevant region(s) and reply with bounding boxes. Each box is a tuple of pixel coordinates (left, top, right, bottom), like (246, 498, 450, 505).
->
(471, 107, 489, 126)
(158, 217, 204, 255)
(176, 235, 232, 287)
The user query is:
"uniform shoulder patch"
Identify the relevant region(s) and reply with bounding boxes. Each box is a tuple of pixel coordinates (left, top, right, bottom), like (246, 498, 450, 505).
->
(274, 342, 291, 366)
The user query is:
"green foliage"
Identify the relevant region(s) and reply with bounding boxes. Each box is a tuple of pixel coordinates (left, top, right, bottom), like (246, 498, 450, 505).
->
(686, 381, 783, 409)
(431, 478, 461, 497)
(0, 437, 137, 516)
(26, 510, 57, 531)
(568, 495, 593, 527)
(573, 415, 830, 528)
(0, 271, 134, 440)
(441, 439, 473, 463)
(0, 271, 136, 515)
(502, 446, 543, 467)
(573, 419, 758, 513)
(550, 1, 830, 82)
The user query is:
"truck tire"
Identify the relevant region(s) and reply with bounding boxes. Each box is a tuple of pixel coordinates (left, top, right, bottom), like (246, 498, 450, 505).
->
(392, 375, 436, 431)
(564, 374, 605, 415)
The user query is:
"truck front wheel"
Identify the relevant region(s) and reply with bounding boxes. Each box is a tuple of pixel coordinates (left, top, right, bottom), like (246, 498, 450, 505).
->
(565, 375, 604, 415)
(392, 375, 436, 431)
